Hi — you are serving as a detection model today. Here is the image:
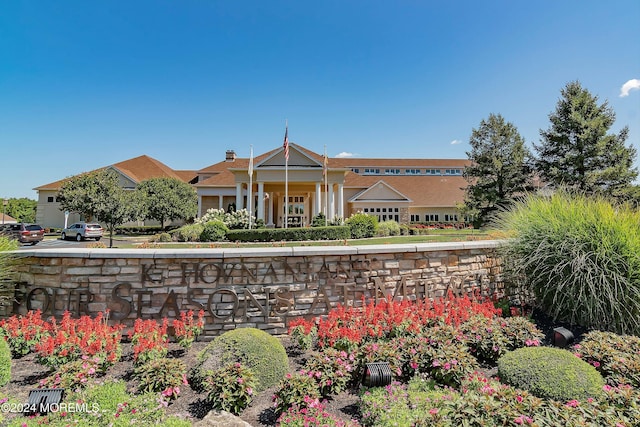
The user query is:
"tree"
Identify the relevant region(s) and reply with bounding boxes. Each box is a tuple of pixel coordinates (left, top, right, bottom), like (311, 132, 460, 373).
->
(463, 113, 534, 227)
(3, 198, 37, 223)
(534, 81, 638, 199)
(58, 169, 136, 247)
(137, 177, 197, 229)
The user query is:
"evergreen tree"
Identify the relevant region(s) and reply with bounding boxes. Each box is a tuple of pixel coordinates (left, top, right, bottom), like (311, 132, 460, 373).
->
(463, 113, 534, 227)
(534, 81, 637, 198)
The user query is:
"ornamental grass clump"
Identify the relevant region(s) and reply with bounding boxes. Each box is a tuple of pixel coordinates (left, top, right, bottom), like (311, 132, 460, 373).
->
(497, 346, 605, 402)
(494, 190, 640, 335)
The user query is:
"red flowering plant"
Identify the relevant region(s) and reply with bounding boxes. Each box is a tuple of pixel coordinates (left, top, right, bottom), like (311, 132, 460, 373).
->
(291, 291, 501, 352)
(128, 317, 169, 366)
(34, 310, 123, 370)
(172, 309, 205, 349)
(0, 309, 49, 357)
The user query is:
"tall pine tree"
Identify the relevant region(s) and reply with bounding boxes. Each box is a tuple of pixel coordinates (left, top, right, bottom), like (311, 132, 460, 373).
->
(535, 81, 637, 198)
(463, 113, 534, 227)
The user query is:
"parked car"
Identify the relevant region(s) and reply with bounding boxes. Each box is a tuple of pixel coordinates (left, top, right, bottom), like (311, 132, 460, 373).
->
(61, 222, 104, 241)
(0, 223, 45, 245)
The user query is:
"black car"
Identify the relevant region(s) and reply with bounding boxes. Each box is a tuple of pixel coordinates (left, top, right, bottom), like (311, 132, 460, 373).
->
(0, 223, 45, 245)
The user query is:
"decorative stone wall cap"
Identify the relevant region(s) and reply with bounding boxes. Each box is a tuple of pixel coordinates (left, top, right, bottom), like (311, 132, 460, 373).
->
(292, 246, 358, 256)
(13, 240, 505, 258)
(354, 244, 417, 254)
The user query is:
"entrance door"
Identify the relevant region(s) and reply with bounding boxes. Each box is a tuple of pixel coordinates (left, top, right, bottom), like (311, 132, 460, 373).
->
(284, 195, 306, 227)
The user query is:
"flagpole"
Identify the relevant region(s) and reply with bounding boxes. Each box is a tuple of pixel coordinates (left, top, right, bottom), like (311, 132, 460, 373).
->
(324, 145, 328, 226)
(284, 121, 289, 229)
(248, 145, 253, 230)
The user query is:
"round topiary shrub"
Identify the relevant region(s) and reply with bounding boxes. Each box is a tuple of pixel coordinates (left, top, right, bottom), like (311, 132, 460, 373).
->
(199, 220, 228, 242)
(196, 327, 288, 392)
(497, 346, 605, 402)
(0, 337, 11, 386)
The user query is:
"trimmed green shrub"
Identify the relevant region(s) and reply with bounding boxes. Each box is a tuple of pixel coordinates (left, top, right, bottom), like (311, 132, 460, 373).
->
(497, 347, 605, 401)
(345, 213, 378, 239)
(199, 220, 228, 242)
(377, 220, 401, 237)
(196, 327, 288, 392)
(170, 223, 204, 242)
(0, 338, 11, 386)
(494, 190, 640, 335)
(227, 226, 350, 242)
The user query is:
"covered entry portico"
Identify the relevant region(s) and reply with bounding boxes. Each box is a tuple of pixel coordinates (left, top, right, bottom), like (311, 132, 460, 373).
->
(197, 144, 347, 228)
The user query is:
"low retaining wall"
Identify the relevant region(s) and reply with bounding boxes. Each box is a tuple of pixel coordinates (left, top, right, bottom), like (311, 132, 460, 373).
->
(6, 241, 504, 338)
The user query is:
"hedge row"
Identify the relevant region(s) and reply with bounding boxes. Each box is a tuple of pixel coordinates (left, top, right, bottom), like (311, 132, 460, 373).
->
(226, 226, 350, 242)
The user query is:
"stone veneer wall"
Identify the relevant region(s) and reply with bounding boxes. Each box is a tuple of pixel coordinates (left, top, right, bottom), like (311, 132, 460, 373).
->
(6, 241, 503, 339)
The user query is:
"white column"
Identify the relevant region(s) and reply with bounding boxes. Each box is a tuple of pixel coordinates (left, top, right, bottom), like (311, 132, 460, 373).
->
(257, 182, 265, 221)
(315, 182, 321, 216)
(235, 183, 244, 210)
(267, 193, 274, 226)
(197, 195, 202, 218)
(218, 195, 223, 210)
(329, 183, 335, 220)
(337, 183, 344, 222)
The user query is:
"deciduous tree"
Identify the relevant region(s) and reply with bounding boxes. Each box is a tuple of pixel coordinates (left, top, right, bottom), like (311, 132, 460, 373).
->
(136, 177, 197, 229)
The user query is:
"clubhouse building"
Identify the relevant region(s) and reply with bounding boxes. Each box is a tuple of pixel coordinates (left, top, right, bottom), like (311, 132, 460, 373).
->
(34, 143, 470, 229)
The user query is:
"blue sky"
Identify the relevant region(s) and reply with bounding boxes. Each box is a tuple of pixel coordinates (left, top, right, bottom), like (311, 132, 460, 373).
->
(1, 1, 639, 199)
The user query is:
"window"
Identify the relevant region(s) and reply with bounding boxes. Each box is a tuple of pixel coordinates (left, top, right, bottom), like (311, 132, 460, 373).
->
(47, 197, 54, 202)
(444, 169, 462, 175)
(444, 214, 459, 222)
(425, 214, 439, 222)
(364, 208, 369, 212)
(410, 214, 420, 222)
(352, 168, 360, 173)
(364, 168, 380, 175)
(384, 168, 400, 175)
(405, 169, 421, 175)
(425, 169, 441, 175)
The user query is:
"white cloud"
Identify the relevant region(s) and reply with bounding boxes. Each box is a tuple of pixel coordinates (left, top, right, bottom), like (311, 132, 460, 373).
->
(450, 139, 462, 145)
(620, 79, 640, 97)
(335, 151, 355, 158)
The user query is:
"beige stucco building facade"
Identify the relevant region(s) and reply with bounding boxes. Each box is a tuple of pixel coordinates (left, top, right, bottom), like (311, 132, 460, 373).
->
(34, 144, 470, 229)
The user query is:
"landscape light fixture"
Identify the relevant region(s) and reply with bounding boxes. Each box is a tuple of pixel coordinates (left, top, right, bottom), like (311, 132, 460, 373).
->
(25, 388, 64, 415)
(362, 362, 393, 387)
(552, 327, 574, 348)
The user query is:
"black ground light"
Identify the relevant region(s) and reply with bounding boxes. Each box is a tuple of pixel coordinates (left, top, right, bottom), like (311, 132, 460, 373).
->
(25, 388, 64, 415)
(552, 327, 574, 348)
(362, 362, 393, 387)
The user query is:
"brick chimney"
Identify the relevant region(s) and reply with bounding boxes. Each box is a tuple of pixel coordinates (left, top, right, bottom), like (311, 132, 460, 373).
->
(225, 150, 236, 162)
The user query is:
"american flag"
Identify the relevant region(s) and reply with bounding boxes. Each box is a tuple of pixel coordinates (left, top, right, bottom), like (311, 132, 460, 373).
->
(283, 126, 289, 161)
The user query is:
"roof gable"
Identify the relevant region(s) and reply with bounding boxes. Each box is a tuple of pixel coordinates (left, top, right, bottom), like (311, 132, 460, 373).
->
(349, 180, 412, 202)
(258, 143, 322, 168)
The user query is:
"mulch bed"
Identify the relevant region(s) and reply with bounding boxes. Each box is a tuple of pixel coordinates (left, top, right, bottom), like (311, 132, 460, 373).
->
(1, 335, 361, 426)
(1, 308, 589, 426)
